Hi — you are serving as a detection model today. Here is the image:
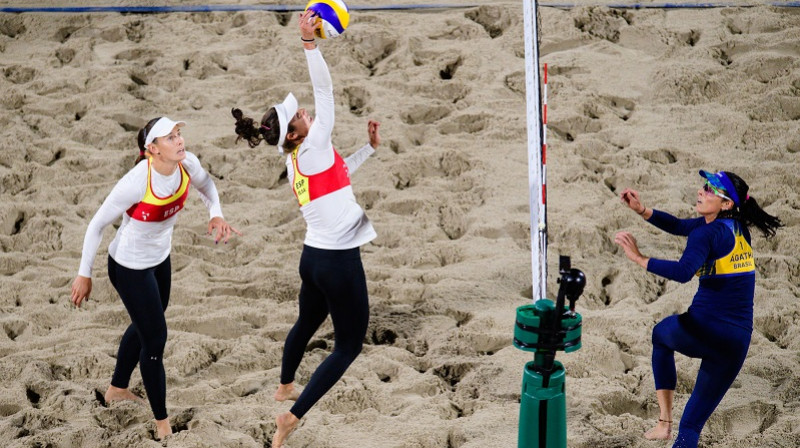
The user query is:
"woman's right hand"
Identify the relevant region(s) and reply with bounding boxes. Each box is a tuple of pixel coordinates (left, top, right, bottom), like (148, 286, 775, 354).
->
(620, 188, 645, 214)
(614, 231, 649, 268)
(71, 276, 92, 308)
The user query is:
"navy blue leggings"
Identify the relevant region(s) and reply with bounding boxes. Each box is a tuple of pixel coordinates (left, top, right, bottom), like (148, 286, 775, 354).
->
(107, 255, 171, 421)
(652, 313, 751, 448)
(281, 245, 369, 419)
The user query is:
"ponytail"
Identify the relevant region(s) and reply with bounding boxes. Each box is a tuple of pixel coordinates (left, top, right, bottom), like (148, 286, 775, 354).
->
(718, 171, 783, 239)
(231, 107, 291, 150)
(738, 196, 783, 238)
(135, 117, 161, 166)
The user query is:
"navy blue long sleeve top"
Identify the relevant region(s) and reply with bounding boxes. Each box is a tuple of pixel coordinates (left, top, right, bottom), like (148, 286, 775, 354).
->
(645, 209, 755, 330)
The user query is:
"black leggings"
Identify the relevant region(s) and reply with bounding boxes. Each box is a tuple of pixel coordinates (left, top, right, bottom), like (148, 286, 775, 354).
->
(281, 245, 369, 419)
(107, 255, 171, 421)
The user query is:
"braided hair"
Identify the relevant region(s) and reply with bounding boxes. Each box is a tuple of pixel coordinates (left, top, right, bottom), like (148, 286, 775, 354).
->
(231, 107, 293, 150)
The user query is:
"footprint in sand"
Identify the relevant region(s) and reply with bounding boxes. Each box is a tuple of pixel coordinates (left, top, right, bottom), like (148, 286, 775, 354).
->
(123, 20, 146, 43)
(465, 4, 518, 39)
(343, 85, 370, 116)
(437, 113, 488, 135)
(3, 65, 35, 84)
(0, 17, 26, 38)
(650, 64, 725, 106)
(389, 150, 473, 190)
(572, 7, 633, 43)
(348, 30, 398, 75)
(400, 103, 452, 126)
(2, 318, 28, 341)
(0, 209, 25, 236)
(54, 24, 84, 44)
(706, 401, 778, 438)
(168, 338, 227, 375)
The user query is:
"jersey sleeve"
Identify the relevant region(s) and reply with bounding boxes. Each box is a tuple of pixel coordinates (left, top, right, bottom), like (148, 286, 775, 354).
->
(77, 165, 146, 278)
(646, 223, 730, 283)
(183, 152, 223, 219)
(647, 209, 706, 237)
(297, 47, 335, 175)
(306, 47, 333, 139)
(344, 144, 375, 174)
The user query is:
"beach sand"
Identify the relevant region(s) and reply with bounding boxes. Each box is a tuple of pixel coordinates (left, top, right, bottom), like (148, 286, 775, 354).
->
(1, 1, 799, 447)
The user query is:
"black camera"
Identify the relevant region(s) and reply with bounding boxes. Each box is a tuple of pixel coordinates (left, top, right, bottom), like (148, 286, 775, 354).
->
(557, 256, 586, 314)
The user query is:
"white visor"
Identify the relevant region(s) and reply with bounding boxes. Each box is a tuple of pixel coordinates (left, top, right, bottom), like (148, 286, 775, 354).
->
(273, 92, 298, 152)
(145, 117, 186, 146)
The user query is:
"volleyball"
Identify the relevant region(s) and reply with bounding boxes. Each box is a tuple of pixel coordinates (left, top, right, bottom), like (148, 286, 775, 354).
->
(305, 0, 350, 39)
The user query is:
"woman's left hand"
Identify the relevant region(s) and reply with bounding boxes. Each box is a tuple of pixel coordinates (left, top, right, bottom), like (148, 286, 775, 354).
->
(70, 275, 92, 308)
(208, 216, 242, 244)
(614, 231, 648, 268)
(299, 9, 318, 40)
(367, 120, 381, 149)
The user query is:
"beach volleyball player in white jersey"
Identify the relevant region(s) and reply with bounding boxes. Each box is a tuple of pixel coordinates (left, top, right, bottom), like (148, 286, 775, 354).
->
(231, 10, 380, 448)
(70, 117, 240, 440)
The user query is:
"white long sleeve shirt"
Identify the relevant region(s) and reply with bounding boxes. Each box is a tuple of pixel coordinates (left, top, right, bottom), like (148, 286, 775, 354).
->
(286, 48, 376, 250)
(78, 152, 223, 277)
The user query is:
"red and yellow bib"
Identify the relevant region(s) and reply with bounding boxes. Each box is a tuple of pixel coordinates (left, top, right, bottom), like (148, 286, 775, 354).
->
(126, 159, 191, 222)
(291, 148, 351, 207)
(696, 219, 755, 279)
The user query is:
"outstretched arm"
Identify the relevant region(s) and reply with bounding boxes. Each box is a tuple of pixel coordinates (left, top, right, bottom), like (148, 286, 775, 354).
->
(648, 210, 705, 237)
(647, 228, 716, 283)
(296, 10, 336, 173)
(345, 120, 380, 174)
(620, 187, 704, 236)
(183, 153, 241, 244)
(301, 10, 334, 151)
(615, 226, 718, 283)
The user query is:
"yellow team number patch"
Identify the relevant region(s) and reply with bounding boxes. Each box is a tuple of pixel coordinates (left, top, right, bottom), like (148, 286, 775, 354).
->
(717, 237, 754, 274)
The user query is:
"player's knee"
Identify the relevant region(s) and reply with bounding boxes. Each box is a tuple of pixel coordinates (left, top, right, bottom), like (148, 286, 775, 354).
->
(652, 322, 665, 344)
(144, 329, 168, 360)
(337, 339, 363, 361)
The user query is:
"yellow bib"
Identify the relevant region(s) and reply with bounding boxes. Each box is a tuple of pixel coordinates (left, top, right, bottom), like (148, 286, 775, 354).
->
(290, 148, 350, 207)
(126, 158, 191, 222)
(697, 220, 755, 278)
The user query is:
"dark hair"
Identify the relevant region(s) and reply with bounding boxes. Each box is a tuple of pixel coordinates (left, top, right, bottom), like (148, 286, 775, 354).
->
(231, 107, 294, 151)
(718, 171, 783, 238)
(135, 117, 162, 166)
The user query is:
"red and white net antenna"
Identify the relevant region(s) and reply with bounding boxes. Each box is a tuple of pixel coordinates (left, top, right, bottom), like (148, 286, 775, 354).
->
(541, 62, 548, 286)
(543, 64, 547, 205)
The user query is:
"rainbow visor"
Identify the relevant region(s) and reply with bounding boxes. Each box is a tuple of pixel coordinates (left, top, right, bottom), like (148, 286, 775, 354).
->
(699, 170, 740, 207)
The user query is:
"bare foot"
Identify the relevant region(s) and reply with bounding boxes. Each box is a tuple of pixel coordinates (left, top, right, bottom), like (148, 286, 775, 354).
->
(644, 419, 672, 440)
(272, 412, 299, 448)
(274, 383, 300, 402)
(155, 417, 173, 440)
(104, 385, 145, 405)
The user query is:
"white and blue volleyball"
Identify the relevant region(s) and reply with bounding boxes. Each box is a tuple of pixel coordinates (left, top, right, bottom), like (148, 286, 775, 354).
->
(305, 0, 350, 39)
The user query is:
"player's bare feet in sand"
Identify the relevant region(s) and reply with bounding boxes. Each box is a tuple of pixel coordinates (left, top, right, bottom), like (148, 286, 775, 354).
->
(155, 417, 173, 440)
(272, 412, 299, 448)
(274, 383, 300, 402)
(104, 385, 145, 404)
(644, 419, 672, 440)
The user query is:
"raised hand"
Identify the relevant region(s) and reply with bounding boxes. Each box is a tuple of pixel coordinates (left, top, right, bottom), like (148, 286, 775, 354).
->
(620, 188, 646, 215)
(299, 9, 318, 41)
(367, 120, 381, 149)
(614, 231, 648, 268)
